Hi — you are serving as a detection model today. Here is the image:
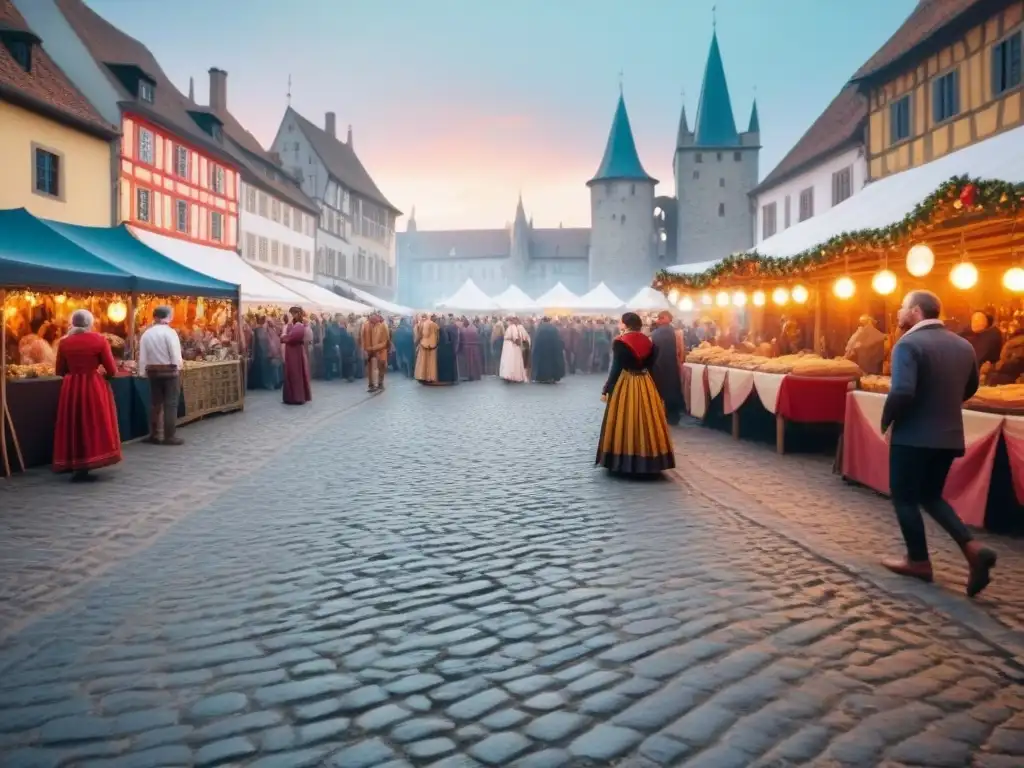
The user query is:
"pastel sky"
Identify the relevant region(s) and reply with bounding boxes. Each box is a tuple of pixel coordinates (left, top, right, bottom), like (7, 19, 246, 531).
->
(87, 0, 916, 231)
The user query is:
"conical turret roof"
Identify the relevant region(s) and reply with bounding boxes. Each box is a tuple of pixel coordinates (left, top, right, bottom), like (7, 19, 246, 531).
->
(748, 99, 760, 133)
(588, 94, 657, 186)
(694, 31, 739, 147)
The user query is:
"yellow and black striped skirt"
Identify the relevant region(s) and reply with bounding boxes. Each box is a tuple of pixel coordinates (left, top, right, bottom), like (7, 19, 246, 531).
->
(596, 369, 676, 475)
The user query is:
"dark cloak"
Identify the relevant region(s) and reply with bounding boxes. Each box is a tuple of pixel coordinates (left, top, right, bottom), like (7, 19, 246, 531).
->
(531, 321, 566, 383)
(649, 324, 684, 422)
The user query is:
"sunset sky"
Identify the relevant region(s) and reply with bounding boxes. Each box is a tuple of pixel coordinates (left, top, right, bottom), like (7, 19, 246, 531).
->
(87, 0, 917, 231)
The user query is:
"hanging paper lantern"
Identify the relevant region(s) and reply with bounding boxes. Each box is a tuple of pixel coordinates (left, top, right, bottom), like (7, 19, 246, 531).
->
(772, 287, 789, 306)
(732, 290, 747, 307)
(107, 300, 128, 323)
(701, 292, 713, 305)
(668, 289, 680, 304)
(872, 269, 898, 295)
(792, 285, 809, 304)
(715, 291, 730, 307)
(752, 290, 766, 307)
(832, 276, 855, 300)
(1004, 268, 1024, 293)
(906, 243, 935, 277)
(55, 294, 67, 304)
(678, 295, 694, 312)
(950, 262, 979, 290)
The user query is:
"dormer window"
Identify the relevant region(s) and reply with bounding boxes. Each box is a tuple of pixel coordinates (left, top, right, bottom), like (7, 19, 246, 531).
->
(211, 124, 222, 141)
(138, 80, 155, 103)
(7, 40, 30, 72)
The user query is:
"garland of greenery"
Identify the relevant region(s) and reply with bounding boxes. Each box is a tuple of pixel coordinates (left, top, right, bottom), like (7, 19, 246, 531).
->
(653, 175, 1024, 292)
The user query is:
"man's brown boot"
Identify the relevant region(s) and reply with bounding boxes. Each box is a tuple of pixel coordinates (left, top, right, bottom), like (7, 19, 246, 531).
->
(881, 557, 934, 583)
(963, 541, 997, 597)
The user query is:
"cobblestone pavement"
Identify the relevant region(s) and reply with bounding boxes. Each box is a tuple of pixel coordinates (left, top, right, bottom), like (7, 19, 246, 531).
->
(1, 375, 1024, 767)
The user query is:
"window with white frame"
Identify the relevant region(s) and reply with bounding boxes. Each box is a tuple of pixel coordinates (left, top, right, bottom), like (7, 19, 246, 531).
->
(175, 200, 189, 233)
(799, 187, 814, 222)
(136, 187, 151, 222)
(245, 185, 257, 213)
(271, 199, 280, 223)
(258, 237, 269, 262)
(282, 244, 291, 268)
(245, 232, 256, 260)
(174, 145, 188, 178)
(271, 240, 279, 265)
(304, 250, 311, 273)
(210, 165, 225, 194)
(33, 147, 61, 198)
(890, 95, 911, 144)
(282, 205, 291, 228)
(832, 166, 853, 206)
(992, 29, 1022, 96)
(784, 195, 791, 228)
(211, 211, 224, 241)
(259, 192, 268, 218)
(762, 202, 777, 239)
(138, 80, 154, 103)
(138, 128, 154, 164)
(933, 69, 960, 123)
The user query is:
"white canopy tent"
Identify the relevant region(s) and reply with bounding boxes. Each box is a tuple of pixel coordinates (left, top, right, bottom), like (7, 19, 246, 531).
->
(572, 282, 624, 314)
(337, 280, 413, 315)
(533, 282, 580, 311)
(130, 228, 305, 308)
(754, 124, 1024, 260)
(626, 285, 674, 312)
(665, 259, 723, 276)
(272, 274, 372, 314)
(492, 284, 539, 313)
(436, 278, 500, 312)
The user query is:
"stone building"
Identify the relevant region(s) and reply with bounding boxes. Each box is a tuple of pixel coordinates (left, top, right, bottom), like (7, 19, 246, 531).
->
(398, 27, 759, 308)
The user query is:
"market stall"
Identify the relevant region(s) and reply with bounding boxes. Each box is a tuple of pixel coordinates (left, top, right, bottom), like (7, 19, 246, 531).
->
(493, 285, 540, 314)
(2, 210, 242, 475)
(534, 282, 581, 316)
(436, 279, 500, 313)
(336, 279, 413, 316)
(271, 274, 372, 314)
(573, 283, 624, 315)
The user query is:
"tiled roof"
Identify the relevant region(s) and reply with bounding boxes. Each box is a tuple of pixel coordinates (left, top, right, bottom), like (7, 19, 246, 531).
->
(56, 0, 234, 166)
(852, 0, 988, 83)
(588, 94, 657, 185)
(0, 0, 115, 137)
(399, 229, 511, 261)
(529, 228, 590, 260)
(288, 107, 401, 215)
(753, 85, 866, 195)
(693, 31, 740, 147)
(193, 103, 319, 214)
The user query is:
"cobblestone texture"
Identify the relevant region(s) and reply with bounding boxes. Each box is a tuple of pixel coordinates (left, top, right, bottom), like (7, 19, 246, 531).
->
(0, 375, 1023, 767)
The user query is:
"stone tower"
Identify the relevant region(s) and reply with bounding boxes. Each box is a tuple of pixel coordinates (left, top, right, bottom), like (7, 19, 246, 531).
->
(587, 92, 658, 299)
(674, 29, 760, 265)
(508, 194, 531, 286)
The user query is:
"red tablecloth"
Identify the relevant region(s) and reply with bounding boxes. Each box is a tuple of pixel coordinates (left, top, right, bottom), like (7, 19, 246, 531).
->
(777, 376, 854, 424)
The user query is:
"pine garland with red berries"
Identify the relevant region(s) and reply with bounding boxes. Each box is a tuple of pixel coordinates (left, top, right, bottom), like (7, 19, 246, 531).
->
(653, 175, 1024, 292)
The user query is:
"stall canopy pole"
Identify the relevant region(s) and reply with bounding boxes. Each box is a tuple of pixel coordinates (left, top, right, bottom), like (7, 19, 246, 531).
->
(128, 292, 137, 361)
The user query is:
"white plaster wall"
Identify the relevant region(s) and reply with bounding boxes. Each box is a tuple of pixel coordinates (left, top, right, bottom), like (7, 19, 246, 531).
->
(754, 146, 867, 245)
(588, 180, 656, 299)
(239, 204, 315, 280)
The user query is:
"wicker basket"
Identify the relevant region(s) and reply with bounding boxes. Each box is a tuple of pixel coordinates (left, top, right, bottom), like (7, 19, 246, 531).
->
(178, 361, 244, 425)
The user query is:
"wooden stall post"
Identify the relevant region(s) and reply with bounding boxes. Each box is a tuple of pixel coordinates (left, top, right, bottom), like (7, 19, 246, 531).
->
(127, 292, 137, 361)
(813, 282, 823, 356)
(731, 410, 740, 440)
(776, 413, 786, 455)
(234, 291, 245, 406)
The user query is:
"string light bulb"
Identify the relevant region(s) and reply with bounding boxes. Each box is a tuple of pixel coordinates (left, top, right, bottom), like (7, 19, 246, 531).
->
(906, 243, 935, 277)
(732, 290, 747, 307)
(752, 290, 766, 307)
(678, 295, 694, 311)
(668, 289, 680, 304)
(106, 300, 128, 323)
(772, 287, 789, 306)
(832, 276, 855, 300)
(791, 285, 809, 304)
(1004, 267, 1024, 293)
(716, 291, 730, 307)
(950, 261, 978, 290)
(701, 292, 713, 305)
(872, 269, 898, 295)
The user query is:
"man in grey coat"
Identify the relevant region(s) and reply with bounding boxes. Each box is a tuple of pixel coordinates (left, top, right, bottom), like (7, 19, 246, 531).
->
(881, 290, 997, 596)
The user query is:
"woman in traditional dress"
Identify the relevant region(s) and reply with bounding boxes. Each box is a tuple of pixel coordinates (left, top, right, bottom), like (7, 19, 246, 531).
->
(596, 312, 675, 476)
(281, 306, 312, 405)
(457, 319, 484, 381)
(500, 318, 529, 383)
(52, 310, 121, 482)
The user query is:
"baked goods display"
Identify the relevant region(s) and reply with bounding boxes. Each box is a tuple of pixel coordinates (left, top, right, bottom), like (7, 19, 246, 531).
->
(5, 363, 57, 379)
(968, 384, 1024, 411)
(686, 343, 862, 378)
(859, 375, 891, 394)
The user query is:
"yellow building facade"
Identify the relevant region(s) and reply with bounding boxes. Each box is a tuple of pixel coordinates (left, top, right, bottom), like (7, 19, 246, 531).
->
(866, 1, 1024, 180)
(0, 99, 112, 226)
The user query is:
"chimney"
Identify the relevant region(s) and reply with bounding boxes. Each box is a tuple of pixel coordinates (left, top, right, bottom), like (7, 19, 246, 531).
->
(347, 124, 353, 147)
(208, 68, 227, 113)
(325, 112, 336, 138)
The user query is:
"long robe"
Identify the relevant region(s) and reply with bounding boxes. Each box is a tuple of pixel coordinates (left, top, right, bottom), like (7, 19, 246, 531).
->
(649, 324, 684, 424)
(500, 324, 529, 382)
(393, 324, 415, 377)
(248, 325, 275, 390)
(52, 332, 122, 473)
(458, 325, 484, 381)
(414, 319, 439, 383)
(437, 323, 460, 384)
(282, 322, 312, 404)
(531, 321, 566, 383)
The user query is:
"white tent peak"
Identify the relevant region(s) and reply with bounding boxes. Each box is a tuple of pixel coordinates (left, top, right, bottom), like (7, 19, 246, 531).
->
(534, 281, 580, 308)
(574, 282, 624, 313)
(437, 278, 500, 311)
(492, 284, 538, 312)
(627, 286, 674, 311)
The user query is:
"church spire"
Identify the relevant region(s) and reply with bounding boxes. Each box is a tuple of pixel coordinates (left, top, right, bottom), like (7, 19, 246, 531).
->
(748, 98, 760, 133)
(407, 205, 417, 233)
(514, 193, 527, 227)
(588, 92, 657, 186)
(188, 76, 195, 102)
(693, 30, 739, 147)
(676, 101, 690, 146)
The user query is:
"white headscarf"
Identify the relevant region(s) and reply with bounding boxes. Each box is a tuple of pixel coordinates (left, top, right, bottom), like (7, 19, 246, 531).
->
(68, 309, 94, 335)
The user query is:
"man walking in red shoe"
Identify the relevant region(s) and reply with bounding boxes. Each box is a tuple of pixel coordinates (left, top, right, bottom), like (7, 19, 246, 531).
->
(881, 289, 997, 596)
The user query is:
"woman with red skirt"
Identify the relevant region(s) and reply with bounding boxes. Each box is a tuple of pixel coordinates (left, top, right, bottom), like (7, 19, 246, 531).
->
(53, 309, 122, 482)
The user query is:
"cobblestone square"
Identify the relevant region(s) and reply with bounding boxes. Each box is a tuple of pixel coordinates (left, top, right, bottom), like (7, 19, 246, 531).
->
(1, 375, 1023, 767)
